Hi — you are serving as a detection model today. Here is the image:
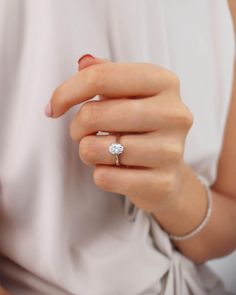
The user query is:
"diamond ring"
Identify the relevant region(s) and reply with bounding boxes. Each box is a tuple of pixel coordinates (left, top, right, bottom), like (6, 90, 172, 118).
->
(108, 133, 124, 166)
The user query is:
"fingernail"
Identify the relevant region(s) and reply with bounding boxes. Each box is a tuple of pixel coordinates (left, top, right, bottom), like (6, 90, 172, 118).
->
(78, 54, 95, 64)
(44, 101, 53, 117)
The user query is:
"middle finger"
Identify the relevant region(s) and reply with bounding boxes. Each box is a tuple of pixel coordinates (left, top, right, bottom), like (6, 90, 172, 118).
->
(70, 97, 168, 142)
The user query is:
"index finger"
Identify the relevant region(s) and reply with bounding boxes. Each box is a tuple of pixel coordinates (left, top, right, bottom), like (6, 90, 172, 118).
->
(49, 62, 173, 118)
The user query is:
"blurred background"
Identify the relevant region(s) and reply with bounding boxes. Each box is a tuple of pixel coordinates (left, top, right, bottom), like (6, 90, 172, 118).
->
(208, 250, 236, 293)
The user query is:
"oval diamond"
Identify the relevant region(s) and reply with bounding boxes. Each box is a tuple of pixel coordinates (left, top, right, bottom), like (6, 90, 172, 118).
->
(108, 143, 124, 155)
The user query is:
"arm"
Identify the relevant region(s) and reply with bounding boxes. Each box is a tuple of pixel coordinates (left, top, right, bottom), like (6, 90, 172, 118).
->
(152, 0, 236, 263)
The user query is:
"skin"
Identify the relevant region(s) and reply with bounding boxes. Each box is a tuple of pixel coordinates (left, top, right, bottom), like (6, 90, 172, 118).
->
(1, 2, 236, 294)
(50, 58, 193, 213)
(46, 47, 236, 265)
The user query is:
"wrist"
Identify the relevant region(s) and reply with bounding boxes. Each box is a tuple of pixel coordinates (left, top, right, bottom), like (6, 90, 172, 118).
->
(151, 161, 188, 215)
(151, 163, 209, 238)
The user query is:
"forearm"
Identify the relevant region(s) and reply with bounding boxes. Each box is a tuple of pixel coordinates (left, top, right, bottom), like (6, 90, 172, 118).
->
(151, 163, 236, 264)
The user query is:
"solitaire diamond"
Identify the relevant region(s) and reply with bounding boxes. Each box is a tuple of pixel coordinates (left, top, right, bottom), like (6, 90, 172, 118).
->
(108, 143, 124, 155)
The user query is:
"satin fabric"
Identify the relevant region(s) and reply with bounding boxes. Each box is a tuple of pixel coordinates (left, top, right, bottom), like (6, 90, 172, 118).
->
(0, 1, 234, 294)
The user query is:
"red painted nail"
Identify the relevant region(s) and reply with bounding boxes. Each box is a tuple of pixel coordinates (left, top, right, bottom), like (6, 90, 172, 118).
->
(78, 54, 95, 64)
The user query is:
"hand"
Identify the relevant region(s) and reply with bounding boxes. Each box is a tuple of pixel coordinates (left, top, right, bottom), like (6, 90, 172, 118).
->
(47, 55, 193, 213)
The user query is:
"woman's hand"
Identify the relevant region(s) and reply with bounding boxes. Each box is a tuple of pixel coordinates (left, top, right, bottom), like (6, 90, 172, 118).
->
(47, 55, 193, 214)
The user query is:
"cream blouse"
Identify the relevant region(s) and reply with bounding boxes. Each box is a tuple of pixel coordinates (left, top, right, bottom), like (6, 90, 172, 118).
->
(0, 0, 235, 294)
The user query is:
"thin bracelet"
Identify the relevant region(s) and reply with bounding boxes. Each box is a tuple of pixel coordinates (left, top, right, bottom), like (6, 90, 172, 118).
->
(168, 175, 212, 241)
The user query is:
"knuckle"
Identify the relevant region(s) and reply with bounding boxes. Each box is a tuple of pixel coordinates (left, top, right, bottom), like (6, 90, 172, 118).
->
(185, 108, 194, 128)
(93, 167, 109, 189)
(166, 143, 183, 162)
(79, 137, 95, 165)
(172, 105, 194, 129)
(152, 67, 170, 90)
(179, 107, 194, 129)
(79, 102, 98, 127)
(147, 66, 181, 92)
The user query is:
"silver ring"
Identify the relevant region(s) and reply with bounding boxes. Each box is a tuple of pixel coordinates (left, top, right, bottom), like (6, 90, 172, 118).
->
(108, 133, 124, 166)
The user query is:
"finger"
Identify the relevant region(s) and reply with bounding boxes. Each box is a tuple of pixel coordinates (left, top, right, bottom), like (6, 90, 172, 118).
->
(69, 96, 187, 142)
(49, 62, 175, 118)
(93, 165, 175, 213)
(70, 98, 154, 141)
(79, 132, 183, 168)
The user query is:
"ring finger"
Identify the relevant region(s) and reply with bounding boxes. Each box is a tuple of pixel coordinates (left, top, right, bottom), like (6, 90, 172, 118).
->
(79, 132, 182, 168)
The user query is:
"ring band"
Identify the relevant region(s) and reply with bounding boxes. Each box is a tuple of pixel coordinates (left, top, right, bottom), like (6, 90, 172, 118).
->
(108, 133, 124, 166)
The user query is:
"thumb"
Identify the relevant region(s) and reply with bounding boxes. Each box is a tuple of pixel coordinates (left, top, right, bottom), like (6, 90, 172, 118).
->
(77, 54, 110, 71)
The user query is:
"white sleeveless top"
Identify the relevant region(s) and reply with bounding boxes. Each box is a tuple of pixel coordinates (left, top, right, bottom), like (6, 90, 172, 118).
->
(0, 1, 235, 294)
